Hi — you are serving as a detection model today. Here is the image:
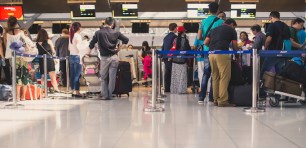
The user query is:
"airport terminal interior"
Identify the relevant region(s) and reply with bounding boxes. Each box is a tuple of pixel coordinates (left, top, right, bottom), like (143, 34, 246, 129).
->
(0, 0, 305, 148)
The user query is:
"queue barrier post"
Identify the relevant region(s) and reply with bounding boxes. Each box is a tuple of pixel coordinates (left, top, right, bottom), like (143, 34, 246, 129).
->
(43, 54, 48, 98)
(5, 51, 24, 108)
(157, 55, 167, 100)
(144, 50, 164, 112)
(244, 48, 265, 113)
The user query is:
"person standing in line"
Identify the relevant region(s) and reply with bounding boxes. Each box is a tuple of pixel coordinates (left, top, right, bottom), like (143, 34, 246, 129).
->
(251, 24, 266, 51)
(68, 22, 84, 98)
(297, 27, 305, 44)
(217, 11, 226, 21)
(0, 26, 12, 85)
(89, 17, 129, 100)
(162, 23, 177, 92)
(197, 2, 224, 104)
(3, 16, 31, 101)
(261, 11, 291, 78)
(289, 18, 305, 50)
(55, 28, 70, 87)
(36, 29, 60, 93)
(204, 18, 239, 107)
(170, 26, 191, 94)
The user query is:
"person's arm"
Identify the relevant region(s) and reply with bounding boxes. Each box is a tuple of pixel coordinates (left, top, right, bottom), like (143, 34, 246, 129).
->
(290, 38, 302, 49)
(89, 32, 98, 50)
(232, 41, 239, 51)
(265, 36, 272, 50)
(48, 39, 56, 55)
(0, 39, 4, 58)
(118, 32, 129, 45)
(197, 21, 203, 40)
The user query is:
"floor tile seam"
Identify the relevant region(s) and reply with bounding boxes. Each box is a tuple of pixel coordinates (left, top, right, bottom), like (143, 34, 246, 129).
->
(254, 117, 302, 148)
(111, 122, 134, 148)
(208, 108, 240, 148)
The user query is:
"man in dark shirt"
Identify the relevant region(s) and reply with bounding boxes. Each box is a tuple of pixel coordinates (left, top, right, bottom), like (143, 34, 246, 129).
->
(55, 29, 70, 87)
(261, 11, 291, 78)
(89, 17, 129, 100)
(204, 18, 238, 107)
(162, 23, 177, 92)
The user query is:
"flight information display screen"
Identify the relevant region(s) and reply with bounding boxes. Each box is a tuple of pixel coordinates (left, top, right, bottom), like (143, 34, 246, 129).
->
(0, 5, 23, 20)
(70, 4, 96, 19)
(187, 3, 209, 18)
(112, 3, 138, 18)
(231, 4, 256, 19)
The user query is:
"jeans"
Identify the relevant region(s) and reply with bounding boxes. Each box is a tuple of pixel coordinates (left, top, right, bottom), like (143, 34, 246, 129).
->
(199, 57, 213, 101)
(69, 55, 82, 91)
(260, 57, 287, 79)
(60, 60, 67, 87)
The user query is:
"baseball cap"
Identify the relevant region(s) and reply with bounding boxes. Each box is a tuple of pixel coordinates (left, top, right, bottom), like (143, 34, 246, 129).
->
(177, 26, 186, 33)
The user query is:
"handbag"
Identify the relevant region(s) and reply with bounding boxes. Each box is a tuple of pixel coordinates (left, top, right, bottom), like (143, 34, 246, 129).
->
(20, 34, 38, 62)
(38, 43, 58, 65)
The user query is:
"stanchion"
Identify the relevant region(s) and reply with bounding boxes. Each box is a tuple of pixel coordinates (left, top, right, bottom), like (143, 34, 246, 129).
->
(244, 49, 265, 113)
(5, 51, 23, 108)
(66, 56, 69, 93)
(43, 54, 48, 98)
(157, 56, 167, 100)
(144, 50, 164, 112)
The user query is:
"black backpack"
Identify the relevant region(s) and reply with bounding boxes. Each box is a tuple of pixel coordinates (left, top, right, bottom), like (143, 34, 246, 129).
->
(172, 36, 191, 64)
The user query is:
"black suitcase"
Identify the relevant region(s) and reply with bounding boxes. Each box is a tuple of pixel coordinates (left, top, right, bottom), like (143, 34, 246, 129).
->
(228, 84, 252, 106)
(113, 61, 132, 97)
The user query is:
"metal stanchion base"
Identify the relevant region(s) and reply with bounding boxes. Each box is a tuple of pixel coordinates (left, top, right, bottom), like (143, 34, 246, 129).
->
(243, 107, 266, 113)
(148, 99, 165, 104)
(144, 106, 165, 112)
(4, 103, 24, 109)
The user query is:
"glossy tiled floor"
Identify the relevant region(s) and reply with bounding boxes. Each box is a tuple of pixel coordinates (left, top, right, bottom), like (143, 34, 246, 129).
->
(0, 90, 306, 148)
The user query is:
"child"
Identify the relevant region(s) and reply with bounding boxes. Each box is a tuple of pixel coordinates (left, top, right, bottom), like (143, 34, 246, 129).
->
(143, 50, 152, 81)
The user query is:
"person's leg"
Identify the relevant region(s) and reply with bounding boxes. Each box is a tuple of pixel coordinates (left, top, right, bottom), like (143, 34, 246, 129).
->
(16, 85, 21, 101)
(164, 61, 172, 92)
(199, 58, 211, 101)
(60, 60, 67, 87)
(3, 59, 12, 85)
(72, 56, 82, 95)
(209, 55, 219, 105)
(49, 71, 59, 91)
(108, 55, 119, 99)
(216, 55, 232, 105)
(100, 57, 111, 99)
(209, 78, 213, 101)
(197, 61, 204, 88)
(21, 85, 27, 100)
(69, 56, 75, 91)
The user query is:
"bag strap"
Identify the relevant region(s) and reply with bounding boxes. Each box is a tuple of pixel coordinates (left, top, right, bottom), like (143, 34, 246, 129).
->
(203, 17, 220, 40)
(38, 43, 52, 56)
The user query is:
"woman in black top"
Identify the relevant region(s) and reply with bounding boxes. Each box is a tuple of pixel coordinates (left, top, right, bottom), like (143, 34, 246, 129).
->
(36, 29, 60, 93)
(139, 41, 151, 61)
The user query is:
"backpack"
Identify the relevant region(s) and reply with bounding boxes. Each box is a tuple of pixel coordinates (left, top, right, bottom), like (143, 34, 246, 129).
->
(172, 36, 191, 64)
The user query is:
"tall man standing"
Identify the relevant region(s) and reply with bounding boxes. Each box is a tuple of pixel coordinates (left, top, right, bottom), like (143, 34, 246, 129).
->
(89, 17, 129, 100)
(197, 2, 224, 104)
(162, 23, 177, 92)
(204, 18, 238, 107)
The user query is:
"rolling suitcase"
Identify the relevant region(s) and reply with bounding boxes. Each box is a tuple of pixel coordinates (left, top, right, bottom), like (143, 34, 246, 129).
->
(228, 84, 252, 106)
(113, 61, 132, 97)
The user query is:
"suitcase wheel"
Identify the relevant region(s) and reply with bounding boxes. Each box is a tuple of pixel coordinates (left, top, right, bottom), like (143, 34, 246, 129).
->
(268, 95, 280, 107)
(299, 100, 306, 105)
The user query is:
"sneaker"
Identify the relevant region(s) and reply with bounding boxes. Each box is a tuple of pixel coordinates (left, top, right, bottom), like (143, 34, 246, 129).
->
(198, 100, 204, 104)
(218, 103, 236, 107)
